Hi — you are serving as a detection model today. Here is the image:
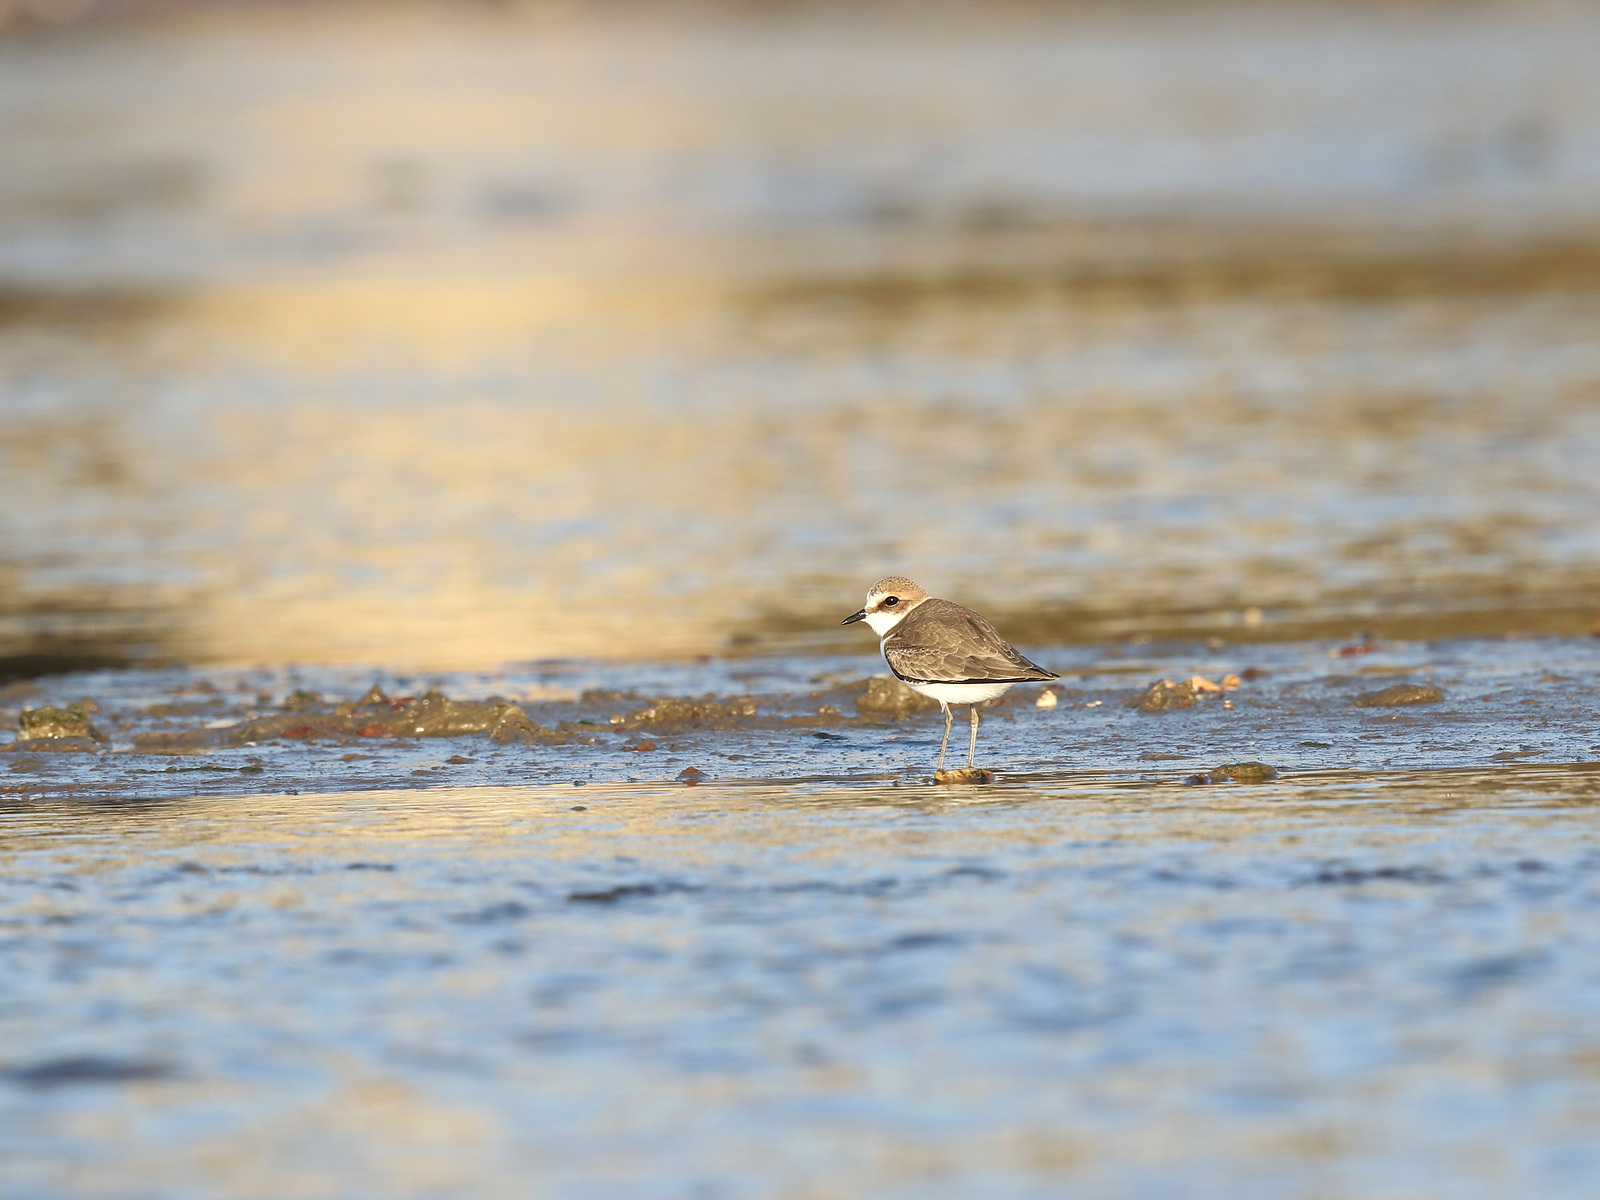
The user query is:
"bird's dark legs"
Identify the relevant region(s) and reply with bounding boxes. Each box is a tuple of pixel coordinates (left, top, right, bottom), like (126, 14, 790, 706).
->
(938, 703, 953, 772)
(967, 705, 980, 768)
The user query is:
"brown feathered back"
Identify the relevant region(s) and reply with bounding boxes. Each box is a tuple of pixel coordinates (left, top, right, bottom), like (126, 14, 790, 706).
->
(881, 598, 1057, 684)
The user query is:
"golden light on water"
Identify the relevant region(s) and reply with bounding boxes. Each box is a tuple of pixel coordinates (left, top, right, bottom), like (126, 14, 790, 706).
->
(5, 0, 1600, 672)
(8, 9, 1600, 1199)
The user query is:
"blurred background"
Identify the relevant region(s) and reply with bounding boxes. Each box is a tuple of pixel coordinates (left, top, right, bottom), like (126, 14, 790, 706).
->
(3, 0, 1600, 675)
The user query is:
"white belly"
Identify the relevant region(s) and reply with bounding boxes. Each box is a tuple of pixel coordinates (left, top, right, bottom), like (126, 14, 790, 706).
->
(900, 678, 1016, 707)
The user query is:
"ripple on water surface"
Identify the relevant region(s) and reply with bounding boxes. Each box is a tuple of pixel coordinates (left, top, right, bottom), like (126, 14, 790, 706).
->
(4, 760, 1600, 1198)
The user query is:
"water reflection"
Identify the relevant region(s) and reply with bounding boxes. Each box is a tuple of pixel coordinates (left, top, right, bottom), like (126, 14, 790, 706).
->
(3, 0, 1600, 672)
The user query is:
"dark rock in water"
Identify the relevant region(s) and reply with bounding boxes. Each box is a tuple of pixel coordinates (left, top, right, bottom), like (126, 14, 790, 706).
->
(132, 729, 221, 755)
(568, 881, 698, 904)
(4, 1056, 174, 1088)
(856, 675, 940, 717)
(1137, 679, 1196, 712)
(1355, 684, 1445, 708)
(17, 703, 104, 743)
(486, 704, 563, 745)
(227, 714, 335, 743)
(1208, 761, 1279, 783)
(626, 696, 759, 729)
(935, 767, 995, 784)
(5, 736, 101, 754)
(390, 690, 514, 737)
(676, 766, 707, 784)
(147, 701, 222, 718)
(226, 690, 564, 745)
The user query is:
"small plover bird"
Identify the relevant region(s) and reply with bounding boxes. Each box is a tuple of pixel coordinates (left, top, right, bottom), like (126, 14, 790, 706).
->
(843, 577, 1057, 774)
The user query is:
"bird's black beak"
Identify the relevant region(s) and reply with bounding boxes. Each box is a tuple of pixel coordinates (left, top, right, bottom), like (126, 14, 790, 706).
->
(842, 609, 867, 625)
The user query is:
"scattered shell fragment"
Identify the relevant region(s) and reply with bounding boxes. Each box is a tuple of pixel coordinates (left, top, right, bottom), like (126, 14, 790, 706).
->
(1221, 674, 1241, 690)
(1035, 690, 1058, 708)
(1188, 676, 1223, 693)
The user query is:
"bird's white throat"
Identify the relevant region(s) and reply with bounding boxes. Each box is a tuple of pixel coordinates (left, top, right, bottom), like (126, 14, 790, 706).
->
(863, 608, 908, 637)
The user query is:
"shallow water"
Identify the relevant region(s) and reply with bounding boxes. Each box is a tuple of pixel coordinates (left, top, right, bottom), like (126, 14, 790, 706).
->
(6, 635, 1600, 1195)
(6, 765, 1600, 1199)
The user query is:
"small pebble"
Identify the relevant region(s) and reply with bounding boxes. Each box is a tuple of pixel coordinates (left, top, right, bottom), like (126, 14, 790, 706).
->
(934, 768, 995, 785)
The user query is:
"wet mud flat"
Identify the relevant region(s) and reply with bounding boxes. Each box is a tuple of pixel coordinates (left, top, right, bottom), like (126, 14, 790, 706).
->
(3, 635, 1598, 800)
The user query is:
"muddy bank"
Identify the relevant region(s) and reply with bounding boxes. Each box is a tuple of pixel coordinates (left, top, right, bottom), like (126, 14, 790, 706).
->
(3, 635, 1596, 804)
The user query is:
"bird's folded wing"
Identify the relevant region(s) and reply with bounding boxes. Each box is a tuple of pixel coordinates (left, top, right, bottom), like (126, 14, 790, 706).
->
(884, 610, 1055, 683)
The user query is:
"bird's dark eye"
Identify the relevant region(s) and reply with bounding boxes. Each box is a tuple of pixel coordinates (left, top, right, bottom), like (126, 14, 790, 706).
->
(883, 596, 899, 607)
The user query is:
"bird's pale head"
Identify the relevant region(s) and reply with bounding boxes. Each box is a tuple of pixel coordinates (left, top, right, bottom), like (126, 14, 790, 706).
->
(842, 576, 929, 635)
